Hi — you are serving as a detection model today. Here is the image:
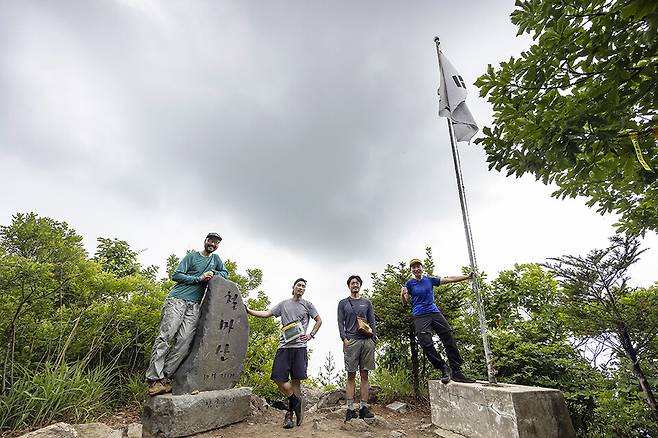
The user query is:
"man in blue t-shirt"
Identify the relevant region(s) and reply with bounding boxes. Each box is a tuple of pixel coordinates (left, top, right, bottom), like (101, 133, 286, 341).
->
(146, 232, 229, 396)
(401, 258, 476, 384)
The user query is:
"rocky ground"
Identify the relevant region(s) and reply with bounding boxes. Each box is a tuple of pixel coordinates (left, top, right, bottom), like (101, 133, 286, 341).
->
(12, 388, 465, 438)
(203, 398, 441, 438)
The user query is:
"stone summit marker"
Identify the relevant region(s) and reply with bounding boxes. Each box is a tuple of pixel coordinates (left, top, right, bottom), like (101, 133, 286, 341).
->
(429, 380, 576, 438)
(143, 277, 252, 437)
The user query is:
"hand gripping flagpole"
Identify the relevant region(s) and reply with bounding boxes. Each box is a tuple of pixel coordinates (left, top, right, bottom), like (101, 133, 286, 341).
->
(434, 37, 497, 384)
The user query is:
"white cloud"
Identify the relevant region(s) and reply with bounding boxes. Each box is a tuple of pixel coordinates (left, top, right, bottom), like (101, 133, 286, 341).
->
(1, 0, 655, 377)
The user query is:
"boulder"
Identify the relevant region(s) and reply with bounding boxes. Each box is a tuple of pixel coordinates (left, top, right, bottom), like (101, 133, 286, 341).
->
(316, 388, 345, 408)
(19, 423, 78, 438)
(124, 423, 142, 438)
(325, 408, 346, 420)
(172, 277, 249, 395)
(312, 419, 329, 432)
(340, 419, 369, 432)
(249, 394, 269, 416)
(72, 423, 121, 438)
(364, 416, 392, 428)
(301, 386, 323, 408)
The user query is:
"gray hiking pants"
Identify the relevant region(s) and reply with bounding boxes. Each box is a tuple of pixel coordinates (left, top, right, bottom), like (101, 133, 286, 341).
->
(145, 297, 201, 381)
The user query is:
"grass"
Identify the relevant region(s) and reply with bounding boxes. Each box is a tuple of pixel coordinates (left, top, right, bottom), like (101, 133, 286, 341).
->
(0, 362, 114, 431)
(115, 372, 146, 410)
(371, 366, 415, 403)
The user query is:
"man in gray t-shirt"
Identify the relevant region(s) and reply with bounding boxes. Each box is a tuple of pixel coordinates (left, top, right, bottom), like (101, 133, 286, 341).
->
(246, 278, 322, 429)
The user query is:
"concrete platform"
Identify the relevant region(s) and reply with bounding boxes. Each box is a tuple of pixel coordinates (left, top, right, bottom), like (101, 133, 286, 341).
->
(429, 380, 575, 438)
(142, 387, 252, 437)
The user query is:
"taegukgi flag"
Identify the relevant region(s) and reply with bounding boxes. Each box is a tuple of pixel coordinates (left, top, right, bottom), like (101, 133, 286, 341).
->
(438, 50, 478, 142)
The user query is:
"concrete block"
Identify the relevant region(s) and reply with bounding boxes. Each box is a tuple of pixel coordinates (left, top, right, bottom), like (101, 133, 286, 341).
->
(429, 381, 575, 438)
(172, 277, 249, 394)
(142, 387, 252, 437)
(434, 426, 468, 438)
(386, 401, 408, 413)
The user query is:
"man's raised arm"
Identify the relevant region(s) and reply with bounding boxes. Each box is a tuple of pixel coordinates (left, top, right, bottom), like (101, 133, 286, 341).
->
(245, 307, 273, 318)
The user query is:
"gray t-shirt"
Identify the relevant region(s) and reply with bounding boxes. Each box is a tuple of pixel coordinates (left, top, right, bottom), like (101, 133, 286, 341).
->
(271, 298, 319, 349)
(337, 297, 377, 341)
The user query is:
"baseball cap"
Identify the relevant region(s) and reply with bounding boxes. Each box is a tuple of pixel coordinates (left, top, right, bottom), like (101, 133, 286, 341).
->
(293, 278, 307, 287)
(206, 232, 222, 242)
(409, 258, 423, 267)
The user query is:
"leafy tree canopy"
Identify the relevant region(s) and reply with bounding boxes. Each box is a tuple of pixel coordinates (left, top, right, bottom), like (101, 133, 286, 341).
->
(546, 234, 658, 423)
(94, 237, 140, 278)
(475, 0, 658, 235)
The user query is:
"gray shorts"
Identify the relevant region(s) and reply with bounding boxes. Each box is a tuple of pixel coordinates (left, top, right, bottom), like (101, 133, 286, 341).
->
(343, 338, 375, 373)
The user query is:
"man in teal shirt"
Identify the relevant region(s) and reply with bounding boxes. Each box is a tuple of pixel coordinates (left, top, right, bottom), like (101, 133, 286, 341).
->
(146, 232, 229, 396)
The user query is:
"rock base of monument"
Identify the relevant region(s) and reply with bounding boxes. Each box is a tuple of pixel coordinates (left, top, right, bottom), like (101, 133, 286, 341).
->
(428, 380, 575, 438)
(142, 387, 252, 437)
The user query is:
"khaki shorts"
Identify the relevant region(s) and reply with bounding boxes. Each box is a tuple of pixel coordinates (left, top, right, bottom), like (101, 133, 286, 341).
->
(343, 338, 375, 373)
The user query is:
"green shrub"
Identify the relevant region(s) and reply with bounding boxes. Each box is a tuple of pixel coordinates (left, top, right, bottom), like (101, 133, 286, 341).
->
(0, 362, 113, 430)
(114, 372, 146, 410)
(371, 367, 414, 403)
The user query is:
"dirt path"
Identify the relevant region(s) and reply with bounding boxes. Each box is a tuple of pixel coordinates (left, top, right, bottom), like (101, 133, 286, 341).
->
(8, 399, 450, 438)
(193, 402, 438, 438)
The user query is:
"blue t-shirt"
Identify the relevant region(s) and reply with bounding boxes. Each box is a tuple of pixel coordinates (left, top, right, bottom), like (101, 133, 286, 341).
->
(405, 276, 442, 316)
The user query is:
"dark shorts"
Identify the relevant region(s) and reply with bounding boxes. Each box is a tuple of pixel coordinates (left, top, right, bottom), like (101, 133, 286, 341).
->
(271, 347, 308, 382)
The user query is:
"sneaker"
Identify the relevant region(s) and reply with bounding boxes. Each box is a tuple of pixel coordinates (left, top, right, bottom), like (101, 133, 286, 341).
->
(283, 411, 294, 429)
(451, 371, 476, 383)
(147, 380, 171, 396)
(345, 409, 358, 422)
(440, 365, 452, 384)
(294, 396, 304, 426)
(359, 405, 374, 419)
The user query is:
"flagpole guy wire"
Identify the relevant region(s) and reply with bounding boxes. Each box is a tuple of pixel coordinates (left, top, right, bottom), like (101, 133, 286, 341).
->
(434, 36, 497, 384)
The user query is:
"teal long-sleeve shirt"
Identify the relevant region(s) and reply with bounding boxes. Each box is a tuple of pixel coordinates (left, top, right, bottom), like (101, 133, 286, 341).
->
(168, 251, 229, 303)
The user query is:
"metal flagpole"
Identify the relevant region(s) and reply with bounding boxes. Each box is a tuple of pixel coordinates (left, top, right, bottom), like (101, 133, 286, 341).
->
(435, 37, 497, 384)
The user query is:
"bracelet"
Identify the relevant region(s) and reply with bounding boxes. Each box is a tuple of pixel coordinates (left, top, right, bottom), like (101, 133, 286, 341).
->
(309, 333, 315, 339)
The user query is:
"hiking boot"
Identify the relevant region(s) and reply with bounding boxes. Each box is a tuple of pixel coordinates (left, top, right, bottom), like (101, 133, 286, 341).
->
(344, 409, 358, 422)
(294, 396, 304, 426)
(283, 411, 294, 429)
(359, 405, 374, 419)
(439, 365, 452, 384)
(451, 370, 476, 383)
(147, 380, 171, 396)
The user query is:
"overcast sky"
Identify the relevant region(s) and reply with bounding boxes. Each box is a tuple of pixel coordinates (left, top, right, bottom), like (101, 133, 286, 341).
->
(2, 1, 656, 377)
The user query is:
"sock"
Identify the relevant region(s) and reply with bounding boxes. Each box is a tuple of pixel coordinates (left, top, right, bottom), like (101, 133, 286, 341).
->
(360, 400, 367, 409)
(288, 393, 299, 411)
(347, 399, 354, 410)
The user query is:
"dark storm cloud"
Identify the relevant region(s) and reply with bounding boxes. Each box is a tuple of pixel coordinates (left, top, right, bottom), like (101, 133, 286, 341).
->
(1, 0, 502, 258)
